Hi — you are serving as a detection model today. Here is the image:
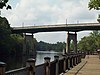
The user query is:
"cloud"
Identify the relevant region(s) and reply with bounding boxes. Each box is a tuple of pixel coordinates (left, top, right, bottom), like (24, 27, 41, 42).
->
(3, 0, 98, 26)
(1, 0, 98, 43)
(34, 32, 67, 43)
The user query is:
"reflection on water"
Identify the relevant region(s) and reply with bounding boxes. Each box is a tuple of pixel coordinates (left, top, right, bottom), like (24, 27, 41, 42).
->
(5, 56, 23, 71)
(3, 51, 62, 71)
(36, 51, 62, 65)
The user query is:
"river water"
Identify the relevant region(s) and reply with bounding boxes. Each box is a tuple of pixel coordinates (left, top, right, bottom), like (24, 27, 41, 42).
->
(36, 51, 62, 65)
(5, 51, 63, 71)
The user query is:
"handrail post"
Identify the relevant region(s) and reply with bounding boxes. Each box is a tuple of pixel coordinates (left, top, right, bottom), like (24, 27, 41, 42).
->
(78, 53, 81, 63)
(26, 58, 36, 75)
(74, 55, 76, 66)
(73, 55, 75, 66)
(77, 54, 79, 64)
(44, 57, 51, 75)
(67, 55, 70, 70)
(62, 54, 67, 73)
(0, 62, 6, 75)
(76, 54, 78, 64)
(69, 55, 73, 68)
(78, 54, 80, 64)
(71, 55, 73, 68)
(54, 56, 59, 75)
(80, 53, 82, 62)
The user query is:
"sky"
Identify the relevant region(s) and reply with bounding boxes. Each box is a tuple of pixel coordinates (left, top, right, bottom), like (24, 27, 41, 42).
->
(1, 0, 99, 43)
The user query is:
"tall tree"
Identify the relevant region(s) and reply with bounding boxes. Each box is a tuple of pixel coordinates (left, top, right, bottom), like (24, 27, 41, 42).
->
(88, 0, 100, 22)
(0, 0, 11, 9)
(78, 31, 100, 53)
(0, 16, 12, 59)
(88, 0, 100, 10)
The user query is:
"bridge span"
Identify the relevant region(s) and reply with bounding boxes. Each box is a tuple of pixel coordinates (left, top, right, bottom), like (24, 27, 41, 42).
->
(0, 23, 100, 75)
(12, 23, 100, 33)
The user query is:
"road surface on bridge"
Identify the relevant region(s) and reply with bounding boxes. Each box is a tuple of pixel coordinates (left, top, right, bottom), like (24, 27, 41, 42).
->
(12, 23, 100, 33)
(64, 55, 100, 75)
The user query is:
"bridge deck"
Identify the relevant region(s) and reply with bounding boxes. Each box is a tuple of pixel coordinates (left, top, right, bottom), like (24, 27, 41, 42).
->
(12, 23, 100, 33)
(64, 55, 100, 75)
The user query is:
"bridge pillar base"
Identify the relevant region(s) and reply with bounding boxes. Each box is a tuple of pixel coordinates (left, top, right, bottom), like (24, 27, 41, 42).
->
(66, 32, 77, 54)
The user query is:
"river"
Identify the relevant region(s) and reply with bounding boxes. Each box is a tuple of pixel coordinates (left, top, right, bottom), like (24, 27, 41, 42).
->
(36, 51, 62, 65)
(5, 51, 63, 71)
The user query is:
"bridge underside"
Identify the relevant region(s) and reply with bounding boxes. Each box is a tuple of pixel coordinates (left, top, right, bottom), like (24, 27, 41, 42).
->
(12, 23, 100, 33)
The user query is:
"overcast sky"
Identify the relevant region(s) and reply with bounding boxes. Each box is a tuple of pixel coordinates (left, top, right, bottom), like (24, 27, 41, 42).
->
(1, 0, 99, 43)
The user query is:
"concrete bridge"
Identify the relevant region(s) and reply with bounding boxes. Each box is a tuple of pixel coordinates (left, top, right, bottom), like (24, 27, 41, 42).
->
(0, 23, 100, 75)
(12, 23, 100, 33)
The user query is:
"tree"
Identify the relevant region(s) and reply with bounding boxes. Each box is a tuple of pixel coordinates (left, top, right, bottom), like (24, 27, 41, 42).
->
(0, 0, 11, 9)
(78, 31, 100, 54)
(90, 31, 100, 49)
(88, 0, 100, 10)
(0, 17, 24, 60)
(88, 0, 100, 22)
(0, 16, 12, 59)
(36, 41, 66, 52)
(70, 40, 75, 51)
(10, 34, 23, 56)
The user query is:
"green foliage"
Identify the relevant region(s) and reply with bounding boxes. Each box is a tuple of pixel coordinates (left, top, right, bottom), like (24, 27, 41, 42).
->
(0, 17, 11, 52)
(36, 41, 66, 52)
(10, 34, 23, 56)
(0, 0, 11, 9)
(0, 0, 8, 9)
(0, 17, 11, 54)
(78, 30, 100, 52)
(70, 40, 75, 51)
(88, 0, 100, 10)
(0, 17, 23, 60)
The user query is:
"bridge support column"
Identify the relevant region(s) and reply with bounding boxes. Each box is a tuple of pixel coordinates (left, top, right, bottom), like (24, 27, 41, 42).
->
(23, 33, 36, 59)
(66, 32, 70, 53)
(66, 32, 77, 54)
(74, 32, 77, 53)
(0, 62, 6, 75)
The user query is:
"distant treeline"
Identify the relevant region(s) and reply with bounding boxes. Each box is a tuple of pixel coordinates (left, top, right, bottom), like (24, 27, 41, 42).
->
(36, 41, 66, 52)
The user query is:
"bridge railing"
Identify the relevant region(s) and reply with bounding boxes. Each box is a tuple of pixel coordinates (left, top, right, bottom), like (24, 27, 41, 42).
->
(0, 53, 83, 75)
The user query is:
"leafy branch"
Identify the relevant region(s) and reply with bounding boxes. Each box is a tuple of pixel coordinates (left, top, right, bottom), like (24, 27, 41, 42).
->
(0, 0, 11, 10)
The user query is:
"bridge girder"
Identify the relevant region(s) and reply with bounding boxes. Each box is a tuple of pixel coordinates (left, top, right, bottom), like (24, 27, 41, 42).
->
(12, 23, 100, 34)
